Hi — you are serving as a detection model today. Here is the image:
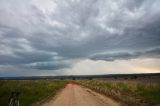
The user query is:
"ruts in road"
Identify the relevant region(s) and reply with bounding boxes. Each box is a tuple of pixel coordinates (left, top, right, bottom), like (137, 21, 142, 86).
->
(41, 83, 119, 106)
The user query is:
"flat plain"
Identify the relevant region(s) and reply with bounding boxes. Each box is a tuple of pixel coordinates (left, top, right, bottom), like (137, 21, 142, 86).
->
(0, 77, 160, 106)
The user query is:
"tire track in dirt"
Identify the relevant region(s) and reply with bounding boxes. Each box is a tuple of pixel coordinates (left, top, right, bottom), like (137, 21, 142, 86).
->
(41, 83, 119, 106)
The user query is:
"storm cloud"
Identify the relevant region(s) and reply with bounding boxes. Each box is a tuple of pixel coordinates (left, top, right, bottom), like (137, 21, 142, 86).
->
(90, 48, 160, 61)
(0, 0, 160, 76)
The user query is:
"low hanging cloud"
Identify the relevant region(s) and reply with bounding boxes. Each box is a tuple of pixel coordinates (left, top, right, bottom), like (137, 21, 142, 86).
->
(90, 48, 160, 61)
(25, 60, 71, 70)
(0, 0, 160, 76)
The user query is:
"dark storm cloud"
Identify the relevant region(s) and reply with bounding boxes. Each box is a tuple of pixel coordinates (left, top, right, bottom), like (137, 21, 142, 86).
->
(27, 61, 70, 70)
(0, 0, 160, 75)
(90, 48, 160, 61)
(0, 51, 54, 65)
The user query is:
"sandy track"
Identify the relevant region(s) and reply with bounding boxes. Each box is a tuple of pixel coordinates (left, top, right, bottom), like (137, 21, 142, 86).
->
(41, 83, 119, 106)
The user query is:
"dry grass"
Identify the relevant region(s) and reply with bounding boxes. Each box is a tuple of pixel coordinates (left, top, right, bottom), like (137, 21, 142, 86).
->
(0, 80, 67, 106)
(76, 80, 160, 106)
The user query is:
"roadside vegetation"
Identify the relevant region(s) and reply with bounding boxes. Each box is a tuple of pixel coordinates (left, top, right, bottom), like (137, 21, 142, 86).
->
(76, 80, 160, 106)
(0, 80, 67, 106)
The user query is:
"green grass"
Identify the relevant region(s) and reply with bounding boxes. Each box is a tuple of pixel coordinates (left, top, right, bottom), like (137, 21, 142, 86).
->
(76, 80, 160, 106)
(0, 80, 67, 106)
(136, 83, 160, 103)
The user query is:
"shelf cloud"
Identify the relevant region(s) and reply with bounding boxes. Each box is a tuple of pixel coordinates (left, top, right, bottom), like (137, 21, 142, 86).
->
(90, 48, 160, 61)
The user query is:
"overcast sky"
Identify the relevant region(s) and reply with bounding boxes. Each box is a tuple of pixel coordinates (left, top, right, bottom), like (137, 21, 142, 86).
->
(0, 0, 160, 77)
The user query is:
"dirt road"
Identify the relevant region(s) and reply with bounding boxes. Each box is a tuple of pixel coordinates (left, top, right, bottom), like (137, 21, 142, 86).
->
(41, 83, 119, 106)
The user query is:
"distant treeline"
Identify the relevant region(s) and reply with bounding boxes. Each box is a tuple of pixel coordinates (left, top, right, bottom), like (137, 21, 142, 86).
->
(0, 73, 160, 80)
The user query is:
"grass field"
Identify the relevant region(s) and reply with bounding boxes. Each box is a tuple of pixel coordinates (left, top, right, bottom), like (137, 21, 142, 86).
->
(0, 80, 67, 106)
(76, 80, 160, 106)
(1, 79, 159, 106)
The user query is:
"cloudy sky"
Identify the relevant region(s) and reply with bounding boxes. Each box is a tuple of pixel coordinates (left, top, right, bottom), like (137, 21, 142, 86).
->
(0, 0, 160, 77)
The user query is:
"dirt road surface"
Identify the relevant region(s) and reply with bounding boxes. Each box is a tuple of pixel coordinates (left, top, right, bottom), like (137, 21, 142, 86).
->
(41, 83, 119, 106)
